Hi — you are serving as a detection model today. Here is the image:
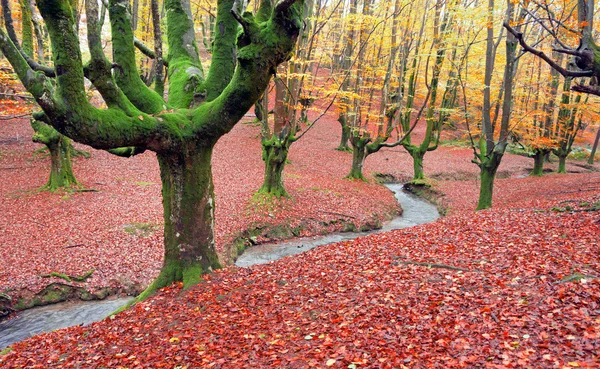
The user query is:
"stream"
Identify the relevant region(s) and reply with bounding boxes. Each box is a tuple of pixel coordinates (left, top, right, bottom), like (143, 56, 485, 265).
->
(0, 184, 439, 350)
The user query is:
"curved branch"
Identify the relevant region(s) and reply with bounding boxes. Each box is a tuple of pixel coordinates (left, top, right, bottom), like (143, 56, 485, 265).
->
(133, 38, 169, 67)
(165, 0, 204, 108)
(503, 21, 594, 78)
(190, 0, 304, 140)
(109, 0, 166, 114)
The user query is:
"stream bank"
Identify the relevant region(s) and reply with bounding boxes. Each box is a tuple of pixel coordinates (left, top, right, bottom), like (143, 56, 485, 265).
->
(0, 183, 439, 350)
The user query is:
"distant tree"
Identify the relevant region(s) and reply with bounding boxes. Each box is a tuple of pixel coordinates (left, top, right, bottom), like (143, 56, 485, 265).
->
(0, 0, 304, 301)
(2, 0, 87, 190)
(255, 0, 338, 197)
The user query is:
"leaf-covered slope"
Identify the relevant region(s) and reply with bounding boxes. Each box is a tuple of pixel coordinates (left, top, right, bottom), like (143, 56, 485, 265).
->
(2, 176, 599, 368)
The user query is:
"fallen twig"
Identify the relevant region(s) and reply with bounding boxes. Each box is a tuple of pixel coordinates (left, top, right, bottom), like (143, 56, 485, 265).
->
(30, 219, 48, 227)
(394, 260, 473, 272)
(64, 243, 85, 249)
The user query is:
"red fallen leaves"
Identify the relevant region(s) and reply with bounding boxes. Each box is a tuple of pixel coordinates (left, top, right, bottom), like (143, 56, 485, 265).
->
(2, 109, 600, 367)
(1, 117, 398, 302)
(2, 173, 599, 367)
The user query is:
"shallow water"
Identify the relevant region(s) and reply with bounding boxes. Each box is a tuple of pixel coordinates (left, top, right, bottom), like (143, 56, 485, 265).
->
(0, 184, 439, 350)
(235, 184, 439, 267)
(0, 297, 134, 349)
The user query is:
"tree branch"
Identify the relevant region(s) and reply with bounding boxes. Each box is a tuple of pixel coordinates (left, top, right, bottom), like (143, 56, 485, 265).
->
(133, 38, 169, 67)
(503, 21, 594, 78)
(109, 0, 166, 114)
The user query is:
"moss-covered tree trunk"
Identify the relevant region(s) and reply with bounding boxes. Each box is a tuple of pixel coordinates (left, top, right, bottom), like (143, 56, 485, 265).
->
(410, 149, 426, 181)
(531, 149, 546, 176)
(32, 120, 80, 190)
(138, 146, 222, 299)
(259, 136, 292, 197)
(477, 163, 497, 210)
(0, 0, 304, 305)
(557, 154, 568, 173)
(347, 135, 368, 180)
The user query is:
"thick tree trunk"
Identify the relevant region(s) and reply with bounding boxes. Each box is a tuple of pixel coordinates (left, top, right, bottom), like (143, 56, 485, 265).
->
(347, 137, 367, 180)
(558, 155, 568, 173)
(411, 149, 426, 180)
(139, 147, 221, 299)
(45, 136, 79, 190)
(477, 164, 497, 210)
(259, 136, 290, 197)
(589, 127, 600, 164)
(531, 150, 546, 176)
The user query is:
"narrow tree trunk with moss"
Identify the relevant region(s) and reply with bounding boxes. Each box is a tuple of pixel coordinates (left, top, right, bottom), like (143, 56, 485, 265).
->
(411, 149, 426, 181)
(32, 120, 80, 190)
(477, 163, 498, 210)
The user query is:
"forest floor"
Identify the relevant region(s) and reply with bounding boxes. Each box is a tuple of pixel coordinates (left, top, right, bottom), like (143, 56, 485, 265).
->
(1, 113, 599, 367)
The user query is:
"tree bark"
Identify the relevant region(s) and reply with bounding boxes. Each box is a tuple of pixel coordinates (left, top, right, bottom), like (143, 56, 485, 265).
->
(337, 115, 351, 151)
(259, 136, 290, 197)
(139, 146, 222, 299)
(411, 149, 425, 180)
(32, 120, 79, 190)
(589, 127, 600, 164)
(477, 163, 497, 210)
(531, 149, 546, 176)
(557, 154, 567, 173)
(347, 135, 368, 180)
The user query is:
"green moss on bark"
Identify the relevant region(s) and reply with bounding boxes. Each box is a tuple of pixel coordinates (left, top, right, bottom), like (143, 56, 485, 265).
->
(32, 120, 80, 191)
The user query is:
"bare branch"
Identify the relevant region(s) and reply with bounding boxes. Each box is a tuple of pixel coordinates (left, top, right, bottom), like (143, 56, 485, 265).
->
(571, 84, 600, 96)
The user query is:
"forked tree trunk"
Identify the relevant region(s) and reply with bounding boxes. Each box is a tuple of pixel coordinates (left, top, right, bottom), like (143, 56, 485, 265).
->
(32, 120, 79, 190)
(139, 146, 222, 299)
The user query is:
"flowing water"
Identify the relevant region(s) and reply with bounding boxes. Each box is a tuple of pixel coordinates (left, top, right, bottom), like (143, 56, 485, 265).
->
(235, 184, 439, 266)
(0, 297, 134, 349)
(0, 184, 439, 350)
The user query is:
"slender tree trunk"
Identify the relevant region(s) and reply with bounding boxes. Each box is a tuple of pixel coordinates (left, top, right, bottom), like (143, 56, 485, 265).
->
(557, 154, 567, 173)
(589, 127, 600, 164)
(337, 115, 351, 151)
(139, 147, 222, 299)
(531, 149, 546, 176)
(259, 136, 290, 197)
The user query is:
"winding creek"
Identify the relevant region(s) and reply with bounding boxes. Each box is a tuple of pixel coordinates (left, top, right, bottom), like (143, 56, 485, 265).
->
(0, 184, 439, 350)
